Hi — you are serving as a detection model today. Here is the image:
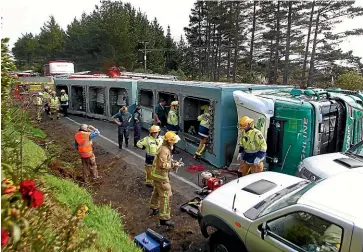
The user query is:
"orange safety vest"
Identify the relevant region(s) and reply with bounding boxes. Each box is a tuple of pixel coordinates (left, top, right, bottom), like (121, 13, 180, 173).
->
(75, 131, 93, 158)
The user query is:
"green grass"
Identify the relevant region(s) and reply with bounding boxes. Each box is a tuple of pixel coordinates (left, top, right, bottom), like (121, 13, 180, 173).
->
(43, 175, 141, 252)
(23, 139, 47, 168)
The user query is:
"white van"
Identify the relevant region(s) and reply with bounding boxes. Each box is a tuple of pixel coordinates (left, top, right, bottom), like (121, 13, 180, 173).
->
(297, 140, 363, 181)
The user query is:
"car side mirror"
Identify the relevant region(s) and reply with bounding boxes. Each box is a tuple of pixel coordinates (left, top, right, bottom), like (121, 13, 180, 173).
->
(261, 222, 267, 240)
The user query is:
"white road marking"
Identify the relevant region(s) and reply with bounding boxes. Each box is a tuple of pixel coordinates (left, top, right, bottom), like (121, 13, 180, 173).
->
(65, 117, 200, 189)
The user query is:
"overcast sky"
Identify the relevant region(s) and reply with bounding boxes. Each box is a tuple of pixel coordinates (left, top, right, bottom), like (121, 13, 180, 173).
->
(2, 0, 363, 59)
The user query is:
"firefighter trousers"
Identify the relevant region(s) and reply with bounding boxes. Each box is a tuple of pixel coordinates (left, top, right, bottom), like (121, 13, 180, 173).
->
(145, 165, 153, 185)
(239, 161, 264, 176)
(36, 105, 43, 121)
(50, 107, 60, 120)
(150, 181, 172, 220)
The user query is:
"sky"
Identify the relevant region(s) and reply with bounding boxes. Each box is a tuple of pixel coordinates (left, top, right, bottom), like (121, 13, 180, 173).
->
(2, 0, 363, 60)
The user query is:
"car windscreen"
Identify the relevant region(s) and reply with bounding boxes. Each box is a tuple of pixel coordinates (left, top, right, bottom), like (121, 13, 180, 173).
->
(244, 180, 321, 220)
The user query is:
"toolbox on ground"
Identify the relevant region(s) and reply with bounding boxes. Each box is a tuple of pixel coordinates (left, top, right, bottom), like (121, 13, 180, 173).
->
(180, 197, 202, 218)
(134, 228, 171, 252)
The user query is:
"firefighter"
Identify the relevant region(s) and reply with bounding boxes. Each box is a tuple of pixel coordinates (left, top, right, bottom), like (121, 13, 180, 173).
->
(237, 116, 267, 177)
(136, 125, 163, 187)
(112, 106, 132, 150)
(149, 131, 184, 228)
(34, 92, 43, 122)
(60, 89, 69, 117)
(166, 101, 180, 154)
(74, 124, 102, 183)
(42, 86, 51, 115)
(49, 91, 60, 120)
(194, 105, 211, 159)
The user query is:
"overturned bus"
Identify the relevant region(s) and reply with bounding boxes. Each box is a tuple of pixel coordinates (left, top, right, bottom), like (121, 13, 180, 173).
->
(54, 78, 137, 119)
(136, 79, 291, 168)
(230, 88, 363, 175)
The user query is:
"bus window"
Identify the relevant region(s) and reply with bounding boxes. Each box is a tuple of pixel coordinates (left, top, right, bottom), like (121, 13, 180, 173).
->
(109, 88, 128, 116)
(71, 86, 85, 112)
(318, 101, 345, 154)
(183, 96, 212, 147)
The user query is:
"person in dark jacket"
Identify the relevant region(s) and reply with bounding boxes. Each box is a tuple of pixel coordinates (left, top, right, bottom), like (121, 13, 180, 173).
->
(133, 107, 142, 148)
(112, 106, 132, 150)
(154, 98, 167, 127)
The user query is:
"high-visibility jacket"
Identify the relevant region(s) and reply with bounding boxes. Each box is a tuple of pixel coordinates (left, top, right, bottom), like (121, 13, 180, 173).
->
(75, 131, 93, 158)
(34, 96, 43, 106)
(42, 92, 50, 104)
(198, 112, 211, 129)
(60, 94, 69, 105)
(167, 110, 178, 126)
(151, 145, 175, 183)
(239, 128, 267, 153)
(50, 96, 60, 108)
(137, 135, 163, 156)
(239, 128, 267, 163)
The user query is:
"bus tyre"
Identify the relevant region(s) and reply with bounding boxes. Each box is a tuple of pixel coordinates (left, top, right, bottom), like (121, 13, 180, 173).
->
(209, 230, 246, 252)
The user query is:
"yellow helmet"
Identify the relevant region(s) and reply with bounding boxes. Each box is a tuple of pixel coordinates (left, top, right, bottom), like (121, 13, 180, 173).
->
(164, 131, 180, 144)
(171, 101, 179, 106)
(149, 125, 160, 133)
(239, 116, 254, 129)
(201, 105, 209, 111)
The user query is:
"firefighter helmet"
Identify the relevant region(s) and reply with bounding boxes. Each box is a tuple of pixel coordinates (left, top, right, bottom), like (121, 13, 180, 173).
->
(149, 125, 161, 133)
(239, 116, 254, 129)
(201, 105, 209, 111)
(61, 89, 66, 93)
(171, 101, 179, 106)
(164, 131, 180, 144)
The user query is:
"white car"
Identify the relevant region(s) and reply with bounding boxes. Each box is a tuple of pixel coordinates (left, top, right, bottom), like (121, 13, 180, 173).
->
(297, 140, 363, 181)
(198, 170, 363, 252)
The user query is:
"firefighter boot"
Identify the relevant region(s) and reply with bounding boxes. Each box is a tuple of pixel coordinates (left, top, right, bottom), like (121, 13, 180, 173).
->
(150, 208, 159, 216)
(160, 219, 175, 228)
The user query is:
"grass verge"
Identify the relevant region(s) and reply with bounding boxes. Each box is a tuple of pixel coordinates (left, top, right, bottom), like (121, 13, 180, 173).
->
(43, 175, 140, 252)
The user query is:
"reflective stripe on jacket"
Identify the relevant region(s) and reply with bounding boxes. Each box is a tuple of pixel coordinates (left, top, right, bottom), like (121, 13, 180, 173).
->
(151, 145, 174, 182)
(198, 112, 210, 129)
(50, 97, 60, 108)
(34, 96, 43, 106)
(167, 110, 178, 126)
(42, 93, 50, 104)
(137, 136, 163, 155)
(239, 128, 267, 153)
(60, 94, 69, 105)
(75, 131, 93, 158)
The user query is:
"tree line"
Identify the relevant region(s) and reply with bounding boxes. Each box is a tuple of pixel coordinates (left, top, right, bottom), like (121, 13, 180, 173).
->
(12, 0, 363, 88)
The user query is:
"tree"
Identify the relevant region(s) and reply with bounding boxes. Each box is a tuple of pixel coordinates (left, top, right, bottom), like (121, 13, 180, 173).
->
(336, 71, 363, 90)
(37, 16, 66, 62)
(12, 33, 39, 69)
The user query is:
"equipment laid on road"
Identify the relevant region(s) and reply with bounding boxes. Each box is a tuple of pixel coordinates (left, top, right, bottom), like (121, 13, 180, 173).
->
(196, 171, 225, 195)
(134, 228, 171, 252)
(180, 197, 202, 218)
